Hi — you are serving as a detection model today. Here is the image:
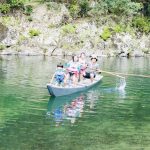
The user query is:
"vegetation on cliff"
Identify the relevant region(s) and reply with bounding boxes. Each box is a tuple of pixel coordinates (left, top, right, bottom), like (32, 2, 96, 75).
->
(0, 0, 150, 56)
(0, 0, 150, 33)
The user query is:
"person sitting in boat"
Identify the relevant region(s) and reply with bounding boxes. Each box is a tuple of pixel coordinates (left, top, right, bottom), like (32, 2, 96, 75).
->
(54, 63, 65, 85)
(79, 52, 88, 80)
(83, 54, 99, 82)
(65, 55, 81, 86)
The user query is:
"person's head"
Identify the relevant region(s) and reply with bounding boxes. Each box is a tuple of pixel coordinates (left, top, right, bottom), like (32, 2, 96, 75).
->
(57, 63, 63, 69)
(80, 52, 86, 59)
(72, 55, 79, 62)
(91, 54, 98, 63)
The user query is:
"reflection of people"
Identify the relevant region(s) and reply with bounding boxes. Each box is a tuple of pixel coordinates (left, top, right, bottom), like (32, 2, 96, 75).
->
(63, 96, 85, 124)
(47, 95, 85, 126)
(53, 107, 63, 127)
(84, 54, 99, 82)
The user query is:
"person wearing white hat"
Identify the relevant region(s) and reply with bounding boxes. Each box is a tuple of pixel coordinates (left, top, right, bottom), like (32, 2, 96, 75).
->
(83, 54, 99, 82)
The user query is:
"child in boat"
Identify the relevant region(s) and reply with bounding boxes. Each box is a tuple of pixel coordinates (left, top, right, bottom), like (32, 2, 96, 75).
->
(83, 54, 99, 82)
(54, 63, 65, 85)
(79, 52, 87, 80)
(65, 55, 81, 86)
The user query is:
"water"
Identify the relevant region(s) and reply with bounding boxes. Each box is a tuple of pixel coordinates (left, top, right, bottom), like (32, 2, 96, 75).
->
(0, 56, 150, 150)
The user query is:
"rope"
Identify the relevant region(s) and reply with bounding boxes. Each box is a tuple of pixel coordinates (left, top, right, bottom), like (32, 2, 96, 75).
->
(100, 70, 150, 78)
(108, 71, 150, 78)
(99, 70, 125, 79)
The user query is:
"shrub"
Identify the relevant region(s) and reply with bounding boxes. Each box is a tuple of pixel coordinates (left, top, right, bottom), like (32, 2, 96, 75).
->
(29, 29, 41, 37)
(89, 0, 141, 16)
(100, 27, 112, 41)
(113, 25, 124, 33)
(69, 4, 80, 19)
(88, 1, 108, 16)
(105, 0, 142, 15)
(17, 34, 27, 44)
(24, 5, 33, 15)
(0, 4, 10, 14)
(79, 0, 91, 17)
(61, 24, 76, 35)
(7, 0, 24, 8)
(132, 16, 150, 33)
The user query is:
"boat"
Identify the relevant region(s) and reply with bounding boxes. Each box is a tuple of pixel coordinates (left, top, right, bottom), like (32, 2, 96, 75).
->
(47, 74, 103, 97)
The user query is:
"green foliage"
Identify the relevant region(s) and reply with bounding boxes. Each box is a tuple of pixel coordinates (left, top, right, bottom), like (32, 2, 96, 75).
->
(0, 44, 6, 51)
(61, 24, 76, 35)
(90, 0, 141, 16)
(79, 0, 90, 17)
(113, 25, 124, 33)
(0, 4, 10, 14)
(24, 5, 33, 15)
(28, 29, 41, 37)
(68, 0, 90, 18)
(0, 0, 25, 14)
(104, 0, 142, 15)
(6, 0, 24, 8)
(132, 16, 150, 33)
(89, 1, 108, 16)
(69, 3, 80, 19)
(100, 27, 111, 41)
(17, 34, 27, 44)
(46, 2, 61, 11)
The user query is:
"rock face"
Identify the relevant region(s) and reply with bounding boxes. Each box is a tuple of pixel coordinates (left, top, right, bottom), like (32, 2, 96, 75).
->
(0, 3, 150, 57)
(0, 23, 8, 42)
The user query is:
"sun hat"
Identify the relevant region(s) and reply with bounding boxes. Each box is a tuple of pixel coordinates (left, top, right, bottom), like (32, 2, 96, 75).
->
(91, 54, 98, 61)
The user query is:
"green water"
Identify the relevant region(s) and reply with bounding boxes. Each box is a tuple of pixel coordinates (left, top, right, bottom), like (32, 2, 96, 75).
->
(0, 56, 150, 150)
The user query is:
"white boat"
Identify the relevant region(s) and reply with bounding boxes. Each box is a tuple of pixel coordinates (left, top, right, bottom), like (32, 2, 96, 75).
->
(47, 75, 103, 97)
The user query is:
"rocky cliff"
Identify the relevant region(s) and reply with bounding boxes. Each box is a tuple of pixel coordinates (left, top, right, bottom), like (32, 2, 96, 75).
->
(0, 3, 150, 57)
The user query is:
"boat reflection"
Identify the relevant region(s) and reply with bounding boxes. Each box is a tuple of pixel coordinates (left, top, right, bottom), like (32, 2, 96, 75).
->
(46, 93, 85, 126)
(46, 85, 126, 127)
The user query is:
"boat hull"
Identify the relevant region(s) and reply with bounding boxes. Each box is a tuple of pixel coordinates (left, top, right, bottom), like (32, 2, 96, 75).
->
(47, 75, 103, 97)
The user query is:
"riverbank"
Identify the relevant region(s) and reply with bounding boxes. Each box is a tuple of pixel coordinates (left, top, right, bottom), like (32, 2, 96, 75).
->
(0, 2, 150, 57)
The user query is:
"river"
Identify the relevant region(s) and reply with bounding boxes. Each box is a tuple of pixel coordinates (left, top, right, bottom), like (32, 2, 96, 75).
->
(0, 56, 149, 150)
